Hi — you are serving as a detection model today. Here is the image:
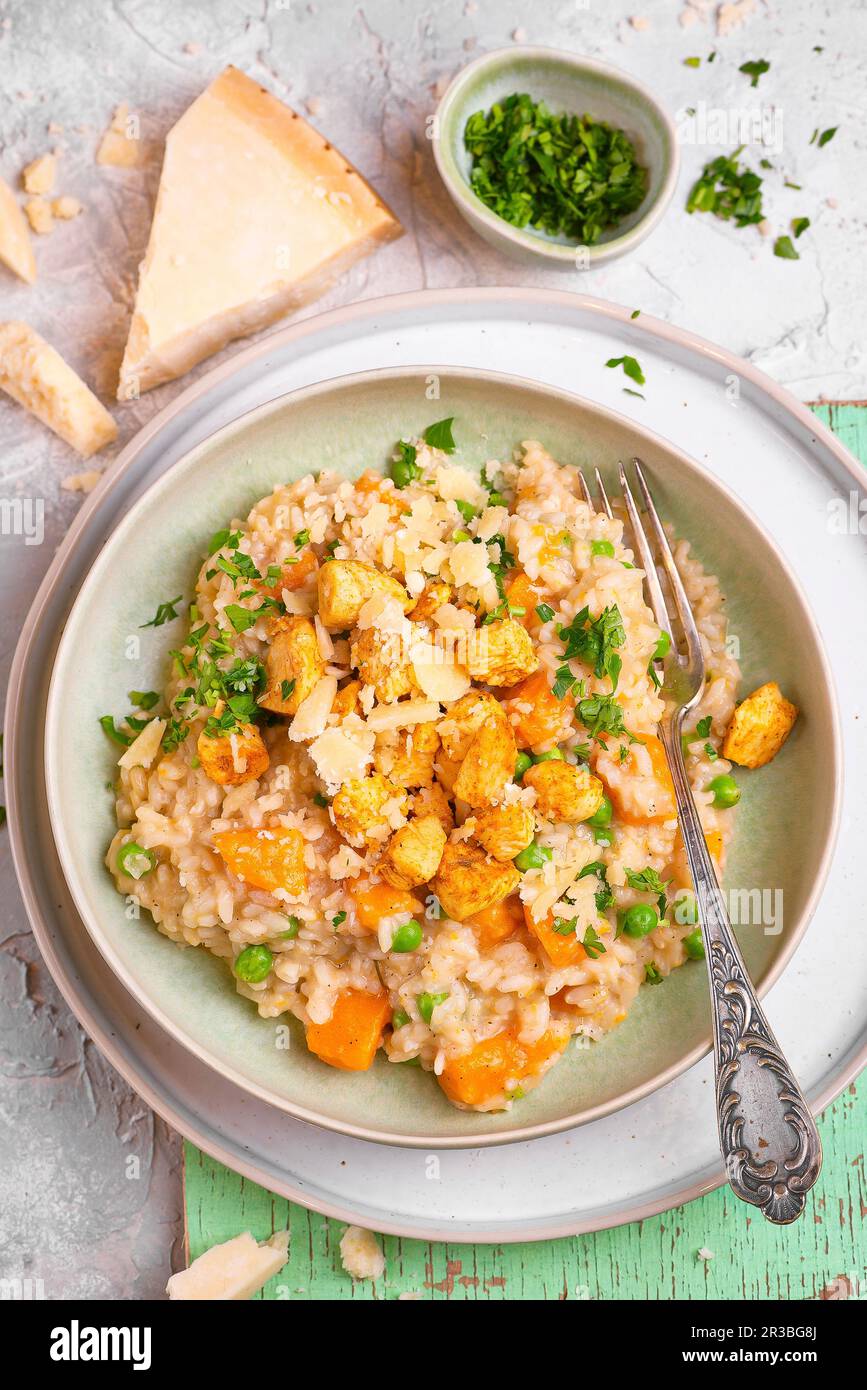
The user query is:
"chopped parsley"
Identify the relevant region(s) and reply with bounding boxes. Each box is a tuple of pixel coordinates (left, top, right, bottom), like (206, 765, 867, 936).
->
(332, 911, 347, 929)
(140, 595, 183, 628)
(558, 604, 625, 690)
(280, 678, 296, 702)
(313, 792, 330, 808)
(455, 499, 477, 522)
(294, 529, 310, 549)
(464, 93, 648, 245)
(696, 715, 712, 738)
(552, 915, 578, 936)
(552, 664, 577, 700)
(535, 603, 556, 624)
(811, 126, 837, 147)
(576, 693, 627, 742)
(578, 860, 614, 913)
(423, 417, 456, 453)
(739, 58, 770, 87)
(792, 216, 810, 239)
(605, 355, 645, 386)
(161, 718, 190, 752)
(208, 528, 241, 556)
(644, 962, 663, 985)
(625, 865, 669, 916)
(686, 148, 764, 228)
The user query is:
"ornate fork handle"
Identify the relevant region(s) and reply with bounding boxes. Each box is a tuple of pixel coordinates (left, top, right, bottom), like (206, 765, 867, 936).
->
(659, 717, 822, 1224)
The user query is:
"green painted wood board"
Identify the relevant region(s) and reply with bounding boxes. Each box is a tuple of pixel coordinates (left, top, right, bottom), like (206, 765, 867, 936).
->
(183, 403, 866, 1300)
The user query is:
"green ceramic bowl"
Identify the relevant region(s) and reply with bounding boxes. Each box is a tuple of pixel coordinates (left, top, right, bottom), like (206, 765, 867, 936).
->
(44, 367, 839, 1148)
(433, 46, 679, 266)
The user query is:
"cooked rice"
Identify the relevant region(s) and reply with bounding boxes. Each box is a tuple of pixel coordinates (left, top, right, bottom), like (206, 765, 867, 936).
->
(107, 439, 740, 1111)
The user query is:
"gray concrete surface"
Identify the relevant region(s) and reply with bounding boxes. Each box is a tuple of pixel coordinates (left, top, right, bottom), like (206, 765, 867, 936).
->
(1, 0, 865, 1299)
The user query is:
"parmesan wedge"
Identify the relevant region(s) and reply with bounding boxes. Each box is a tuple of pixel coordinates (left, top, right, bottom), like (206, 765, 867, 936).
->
(0, 322, 117, 457)
(287, 674, 337, 742)
(117, 66, 402, 398)
(166, 1230, 289, 1301)
(0, 175, 36, 283)
(365, 699, 441, 732)
(118, 718, 166, 770)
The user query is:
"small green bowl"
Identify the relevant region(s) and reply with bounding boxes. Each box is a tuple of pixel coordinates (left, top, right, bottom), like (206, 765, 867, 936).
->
(433, 46, 680, 267)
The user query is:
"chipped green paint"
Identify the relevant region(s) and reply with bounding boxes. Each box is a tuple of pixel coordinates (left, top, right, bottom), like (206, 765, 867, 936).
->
(184, 405, 867, 1301)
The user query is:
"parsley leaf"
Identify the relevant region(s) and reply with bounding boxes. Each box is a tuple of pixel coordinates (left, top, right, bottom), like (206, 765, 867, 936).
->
(128, 690, 160, 711)
(739, 58, 770, 87)
(696, 715, 712, 738)
(816, 126, 837, 147)
(535, 603, 556, 623)
(99, 715, 132, 747)
(223, 604, 259, 634)
(140, 595, 183, 628)
(774, 234, 799, 260)
(581, 925, 606, 959)
(792, 216, 810, 238)
(423, 417, 456, 453)
(625, 866, 668, 896)
(605, 355, 645, 386)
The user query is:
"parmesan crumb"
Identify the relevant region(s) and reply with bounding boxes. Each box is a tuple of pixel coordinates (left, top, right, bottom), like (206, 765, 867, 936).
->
(22, 153, 57, 195)
(24, 196, 53, 235)
(339, 1225, 385, 1281)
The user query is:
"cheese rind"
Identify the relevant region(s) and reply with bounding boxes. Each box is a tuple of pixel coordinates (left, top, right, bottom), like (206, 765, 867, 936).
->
(117, 66, 402, 398)
(0, 175, 37, 283)
(166, 1231, 289, 1300)
(0, 322, 117, 456)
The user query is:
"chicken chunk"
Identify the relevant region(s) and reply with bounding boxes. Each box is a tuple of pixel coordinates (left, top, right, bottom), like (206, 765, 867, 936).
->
(332, 678, 361, 720)
(380, 815, 447, 890)
(373, 721, 439, 787)
(317, 559, 410, 629)
(466, 618, 539, 686)
(439, 691, 503, 762)
(350, 625, 417, 703)
(433, 839, 521, 923)
(412, 780, 454, 832)
(454, 710, 518, 809)
(332, 773, 409, 847)
(409, 578, 452, 622)
(523, 760, 604, 823)
(722, 681, 799, 769)
(473, 803, 535, 861)
(259, 615, 325, 716)
(197, 721, 269, 786)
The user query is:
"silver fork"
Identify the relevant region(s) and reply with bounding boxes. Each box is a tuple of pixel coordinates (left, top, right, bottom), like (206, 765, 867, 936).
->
(578, 459, 822, 1224)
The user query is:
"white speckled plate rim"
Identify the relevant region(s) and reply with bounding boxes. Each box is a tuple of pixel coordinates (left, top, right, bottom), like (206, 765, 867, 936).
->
(7, 288, 867, 1240)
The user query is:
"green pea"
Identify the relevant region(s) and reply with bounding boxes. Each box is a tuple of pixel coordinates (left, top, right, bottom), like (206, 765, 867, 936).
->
(390, 455, 420, 489)
(391, 919, 423, 953)
(116, 841, 156, 880)
(684, 928, 706, 960)
(586, 794, 613, 829)
(673, 892, 699, 927)
(280, 915, 301, 939)
(514, 842, 553, 872)
(591, 539, 615, 558)
(653, 631, 671, 660)
(532, 747, 564, 763)
(392, 1008, 411, 1029)
(233, 944, 274, 983)
(513, 751, 533, 782)
(417, 991, 448, 1025)
(620, 903, 658, 938)
(708, 773, 740, 808)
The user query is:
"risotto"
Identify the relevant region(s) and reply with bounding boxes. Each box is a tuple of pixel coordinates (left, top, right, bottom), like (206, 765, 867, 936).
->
(105, 425, 755, 1112)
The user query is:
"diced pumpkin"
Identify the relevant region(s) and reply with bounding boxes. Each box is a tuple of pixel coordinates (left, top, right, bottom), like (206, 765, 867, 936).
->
(467, 894, 524, 950)
(213, 826, 307, 895)
(669, 826, 724, 889)
(438, 1026, 568, 1107)
(504, 571, 542, 630)
(523, 902, 587, 967)
(705, 830, 724, 861)
(305, 988, 391, 1071)
(350, 880, 421, 933)
(597, 733, 676, 825)
(502, 669, 572, 750)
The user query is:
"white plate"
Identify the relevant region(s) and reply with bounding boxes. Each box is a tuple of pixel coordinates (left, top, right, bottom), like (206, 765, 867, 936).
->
(7, 289, 867, 1240)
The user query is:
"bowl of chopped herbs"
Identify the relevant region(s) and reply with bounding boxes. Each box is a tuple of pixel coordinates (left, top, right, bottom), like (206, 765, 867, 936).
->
(433, 47, 679, 266)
